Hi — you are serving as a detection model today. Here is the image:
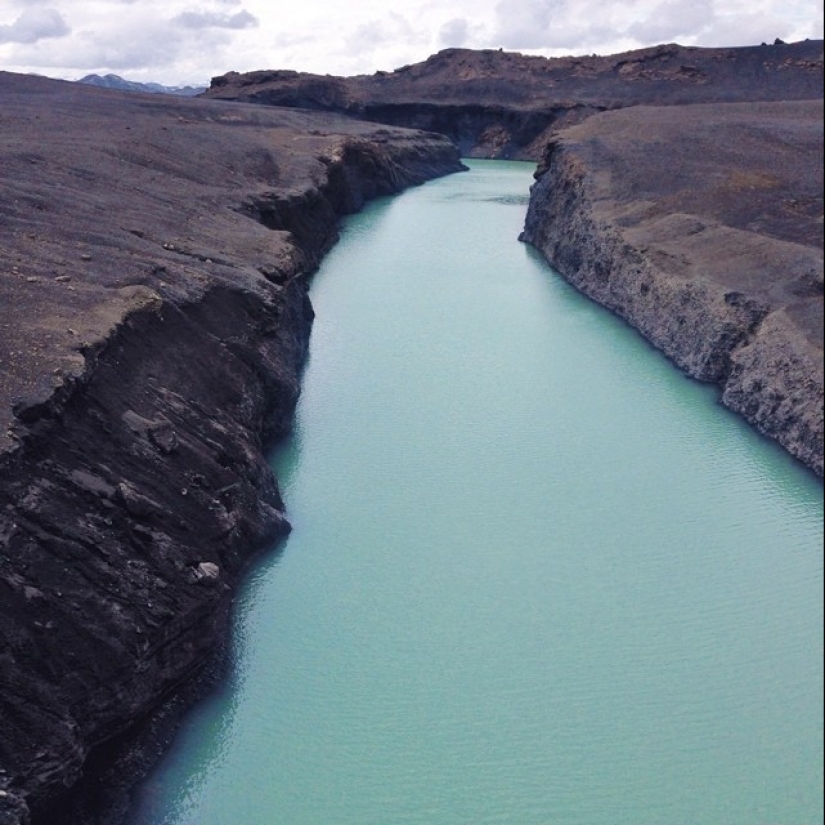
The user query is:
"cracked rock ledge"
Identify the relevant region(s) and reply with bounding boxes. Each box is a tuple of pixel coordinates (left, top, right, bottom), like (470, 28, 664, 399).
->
(521, 100, 823, 476)
(0, 73, 464, 825)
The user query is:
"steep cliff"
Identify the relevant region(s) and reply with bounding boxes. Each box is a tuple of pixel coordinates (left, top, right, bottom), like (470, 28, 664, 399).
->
(202, 42, 823, 474)
(0, 72, 465, 824)
(521, 100, 823, 475)
(204, 40, 824, 159)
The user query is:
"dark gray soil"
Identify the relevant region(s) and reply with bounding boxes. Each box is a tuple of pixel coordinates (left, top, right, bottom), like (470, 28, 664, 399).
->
(0, 71, 463, 825)
(204, 39, 824, 159)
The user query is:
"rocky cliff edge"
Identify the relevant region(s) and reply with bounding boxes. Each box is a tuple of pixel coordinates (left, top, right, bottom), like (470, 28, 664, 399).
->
(521, 100, 823, 475)
(0, 72, 464, 824)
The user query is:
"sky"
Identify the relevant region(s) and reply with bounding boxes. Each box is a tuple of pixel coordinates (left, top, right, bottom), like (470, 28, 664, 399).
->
(1, 0, 823, 87)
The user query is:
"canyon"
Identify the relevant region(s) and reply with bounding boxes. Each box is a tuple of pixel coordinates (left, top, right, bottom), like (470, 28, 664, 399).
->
(0, 36, 822, 824)
(208, 38, 823, 476)
(0, 72, 463, 824)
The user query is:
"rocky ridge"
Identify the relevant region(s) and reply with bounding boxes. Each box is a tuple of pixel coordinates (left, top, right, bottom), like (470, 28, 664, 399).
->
(204, 39, 824, 159)
(0, 72, 464, 824)
(520, 100, 823, 474)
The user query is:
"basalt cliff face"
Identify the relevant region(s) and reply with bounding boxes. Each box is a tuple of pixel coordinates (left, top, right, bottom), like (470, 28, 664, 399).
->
(521, 101, 823, 475)
(207, 39, 824, 472)
(2, 36, 823, 824)
(204, 39, 824, 159)
(0, 72, 464, 824)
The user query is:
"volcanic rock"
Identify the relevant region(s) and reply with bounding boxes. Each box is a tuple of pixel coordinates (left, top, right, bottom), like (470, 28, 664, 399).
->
(520, 100, 823, 474)
(204, 39, 824, 159)
(0, 71, 464, 824)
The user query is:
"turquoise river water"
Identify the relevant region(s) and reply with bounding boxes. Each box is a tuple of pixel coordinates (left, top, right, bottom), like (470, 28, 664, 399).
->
(129, 161, 823, 824)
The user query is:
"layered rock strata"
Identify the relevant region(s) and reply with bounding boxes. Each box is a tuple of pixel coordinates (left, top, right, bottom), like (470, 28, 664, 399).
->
(521, 100, 823, 475)
(0, 72, 464, 824)
(204, 39, 824, 159)
(203, 40, 823, 473)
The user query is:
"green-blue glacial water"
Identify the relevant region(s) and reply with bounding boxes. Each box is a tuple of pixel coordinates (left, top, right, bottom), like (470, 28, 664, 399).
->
(130, 160, 823, 825)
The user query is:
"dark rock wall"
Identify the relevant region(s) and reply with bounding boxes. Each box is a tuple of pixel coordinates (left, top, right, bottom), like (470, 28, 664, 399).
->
(356, 103, 598, 159)
(0, 89, 465, 823)
(205, 40, 824, 160)
(1, 282, 310, 822)
(521, 107, 823, 476)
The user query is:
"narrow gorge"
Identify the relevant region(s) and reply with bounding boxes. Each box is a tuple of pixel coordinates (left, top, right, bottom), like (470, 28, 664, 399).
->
(1, 36, 823, 824)
(208, 38, 824, 476)
(0, 72, 463, 825)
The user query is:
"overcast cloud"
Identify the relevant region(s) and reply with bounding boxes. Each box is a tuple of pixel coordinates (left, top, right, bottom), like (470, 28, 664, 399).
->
(173, 9, 258, 30)
(0, 8, 70, 45)
(0, 0, 821, 85)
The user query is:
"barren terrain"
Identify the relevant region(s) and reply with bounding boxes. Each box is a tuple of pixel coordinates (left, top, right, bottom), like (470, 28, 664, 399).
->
(0, 72, 463, 825)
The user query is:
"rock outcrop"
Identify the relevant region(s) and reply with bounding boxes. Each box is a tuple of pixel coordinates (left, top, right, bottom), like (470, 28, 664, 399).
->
(520, 100, 823, 475)
(202, 41, 824, 475)
(2, 36, 823, 822)
(0, 72, 464, 824)
(204, 40, 824, 159)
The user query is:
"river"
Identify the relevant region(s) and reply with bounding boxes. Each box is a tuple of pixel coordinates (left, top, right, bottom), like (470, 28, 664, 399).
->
(129, 160, 823, 825)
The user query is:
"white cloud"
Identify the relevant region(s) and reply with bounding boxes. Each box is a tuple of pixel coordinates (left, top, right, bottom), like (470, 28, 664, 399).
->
(345, 13, 422, 56)
(485, 0, 821, 55)
(488, 0, 642, 52)
(492, 0, 560, 50)
(0, 8, 69, 45)
(0, 0, 820, 85)
(173, 9, 258, 29)
(622, 0, 796, 46)
(625, 0, 715, 43)
(438, 18, 471, 48)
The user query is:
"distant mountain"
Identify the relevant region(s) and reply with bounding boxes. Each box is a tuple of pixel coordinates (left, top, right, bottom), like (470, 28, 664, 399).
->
(77, 73, 206, 96)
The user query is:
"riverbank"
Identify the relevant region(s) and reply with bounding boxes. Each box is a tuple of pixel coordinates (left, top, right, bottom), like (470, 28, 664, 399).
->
(126, 159, 824, 825)
(0, 71, 464, 824)
(521, 100, 823, 476)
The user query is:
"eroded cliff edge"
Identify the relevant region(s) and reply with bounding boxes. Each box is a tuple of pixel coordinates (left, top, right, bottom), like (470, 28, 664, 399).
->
(521, 100, 823, 475)
(204, 39, 824, 159)
(0, 72, 464, 824)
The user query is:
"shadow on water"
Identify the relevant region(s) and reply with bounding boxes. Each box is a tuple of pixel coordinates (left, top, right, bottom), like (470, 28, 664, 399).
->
(48, 535, 294, 825)
(120, 394, 323, 823)
(119, 531, 294, 825)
